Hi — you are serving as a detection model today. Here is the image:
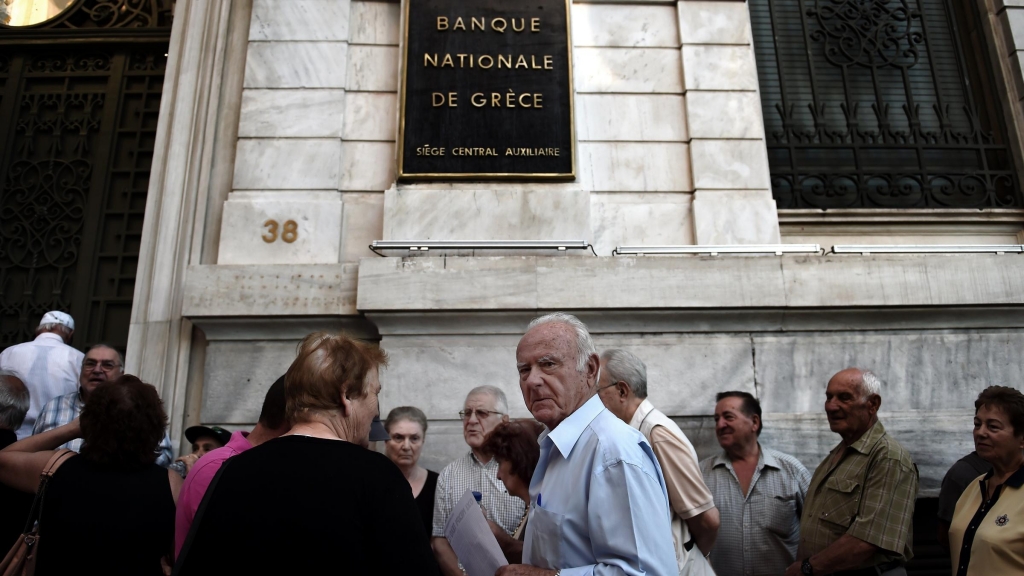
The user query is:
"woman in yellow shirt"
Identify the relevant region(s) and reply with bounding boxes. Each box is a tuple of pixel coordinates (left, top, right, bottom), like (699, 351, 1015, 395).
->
(949, 386, 1024, 576)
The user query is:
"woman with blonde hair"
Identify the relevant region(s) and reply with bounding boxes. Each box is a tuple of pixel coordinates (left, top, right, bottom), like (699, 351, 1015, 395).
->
(175, 333, 439, 575)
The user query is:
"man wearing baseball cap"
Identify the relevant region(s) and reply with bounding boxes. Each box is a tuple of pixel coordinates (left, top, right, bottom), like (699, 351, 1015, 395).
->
(0, 311, 83, 438)
(185, 425, 233, 458)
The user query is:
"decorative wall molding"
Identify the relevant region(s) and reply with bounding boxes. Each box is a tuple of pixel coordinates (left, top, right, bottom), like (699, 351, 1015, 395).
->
(127, 0, 251, 455)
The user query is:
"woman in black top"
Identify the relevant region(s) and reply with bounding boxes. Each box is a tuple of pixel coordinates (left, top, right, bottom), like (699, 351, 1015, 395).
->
(176, 332, 439, 576)
(0, 375, 180, 575)
(384, 405, 439, 535)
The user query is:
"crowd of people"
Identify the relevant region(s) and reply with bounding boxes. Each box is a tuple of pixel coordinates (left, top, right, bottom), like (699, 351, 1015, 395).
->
(0, 311, 1022, 576)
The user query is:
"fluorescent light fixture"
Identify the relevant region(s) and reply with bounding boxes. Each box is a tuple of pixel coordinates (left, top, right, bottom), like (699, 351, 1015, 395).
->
(831, 245, 1023, 255)
(614, 244, 822, 256)
(370, 240, 594, 256)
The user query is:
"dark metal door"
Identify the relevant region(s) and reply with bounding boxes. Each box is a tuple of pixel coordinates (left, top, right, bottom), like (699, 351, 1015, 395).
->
(0, 0, 172, 352)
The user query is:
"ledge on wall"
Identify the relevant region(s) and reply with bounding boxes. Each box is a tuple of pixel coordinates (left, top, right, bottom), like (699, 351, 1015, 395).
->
(355, 253, 1024, 311)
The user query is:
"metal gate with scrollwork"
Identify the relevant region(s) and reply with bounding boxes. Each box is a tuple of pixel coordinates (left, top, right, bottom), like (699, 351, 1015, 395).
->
(0, 0, 173, 352)
(750, 0, 1020, 209)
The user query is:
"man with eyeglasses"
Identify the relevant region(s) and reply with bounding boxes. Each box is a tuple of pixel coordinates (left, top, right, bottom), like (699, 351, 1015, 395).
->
(0, 311, 84, 439)
(432, 385, 526, 576)
(31, 343, 174, 466)
(598, 348, 719, 575)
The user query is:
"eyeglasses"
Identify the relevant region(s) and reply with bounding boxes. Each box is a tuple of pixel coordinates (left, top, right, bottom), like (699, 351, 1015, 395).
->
(459, 409, 504, 421)
(83, 359, 121, 372)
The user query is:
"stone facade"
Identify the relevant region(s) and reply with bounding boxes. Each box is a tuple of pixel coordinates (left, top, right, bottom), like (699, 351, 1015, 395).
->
(129, 0, 1024, 496)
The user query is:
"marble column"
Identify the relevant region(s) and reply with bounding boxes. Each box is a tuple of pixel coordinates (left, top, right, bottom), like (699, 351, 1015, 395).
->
(128, 0, 252, 454)
(677, 0, 781, 244)
(220, 0, 352, 265)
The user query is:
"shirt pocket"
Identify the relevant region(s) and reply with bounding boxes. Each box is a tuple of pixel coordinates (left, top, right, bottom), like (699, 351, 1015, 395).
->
(818, 477, 861, 530)
(527, 505, 564, 569)
(755, 493, 798, 537)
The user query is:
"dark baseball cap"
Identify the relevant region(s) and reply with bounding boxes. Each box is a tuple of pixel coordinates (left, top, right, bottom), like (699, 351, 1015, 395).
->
(185, 425, 232, 447)
(370, 415, 389, 442)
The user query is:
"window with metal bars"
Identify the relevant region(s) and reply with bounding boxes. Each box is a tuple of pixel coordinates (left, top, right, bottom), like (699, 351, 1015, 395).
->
(749, 0, 1020, 209)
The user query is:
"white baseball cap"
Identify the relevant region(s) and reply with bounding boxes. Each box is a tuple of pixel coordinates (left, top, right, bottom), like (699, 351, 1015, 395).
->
(39, 311, 74, 331)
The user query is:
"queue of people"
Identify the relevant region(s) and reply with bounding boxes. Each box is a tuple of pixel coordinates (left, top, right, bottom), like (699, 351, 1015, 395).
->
(0, 310, 1022, 575)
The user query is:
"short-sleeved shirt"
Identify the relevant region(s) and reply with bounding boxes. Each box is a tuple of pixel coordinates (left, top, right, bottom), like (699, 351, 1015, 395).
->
(0, 332, 83, 438)
(628, 399, 714, 571)
(32, 390, 174, 467)
(937, 452, 991, 524)
(700, 445, 811, 576)
(948, 465, 1024, 576)
(175, 430, 253, 556)
(799, 421, 918, 568)
(432, 451, 525, 538)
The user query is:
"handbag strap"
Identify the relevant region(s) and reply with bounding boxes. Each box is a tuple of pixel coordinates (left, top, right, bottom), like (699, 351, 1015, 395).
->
(21, 449, 76, 534)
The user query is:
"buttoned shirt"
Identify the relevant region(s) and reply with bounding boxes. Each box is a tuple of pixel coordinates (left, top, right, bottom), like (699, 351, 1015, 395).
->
(175, 430, 253, 555)
(32, 389, 173, 467)
(432, 450, 526, 538)
(522, 394, 677, 576)
(0, 332, 83, 438)
(800, 421, 918, 568)
(949, 465, 1024, 576)
(700, 445, 811, 576)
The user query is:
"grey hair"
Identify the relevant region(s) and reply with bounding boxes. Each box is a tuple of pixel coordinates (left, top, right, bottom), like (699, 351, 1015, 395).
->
(600, 349, 648, 399)
(385, 406, 429, 435)
(84, 343, 125, 369)
(36, 323, 72, 338)
(527, 312, 597, 373)
(467, 385, 509, 414)
(0, 371, 29, 431)
(860, 370, 882, 397)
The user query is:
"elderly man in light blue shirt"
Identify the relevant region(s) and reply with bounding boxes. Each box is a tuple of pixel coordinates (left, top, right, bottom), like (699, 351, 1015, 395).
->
(498, 312, 677, 576)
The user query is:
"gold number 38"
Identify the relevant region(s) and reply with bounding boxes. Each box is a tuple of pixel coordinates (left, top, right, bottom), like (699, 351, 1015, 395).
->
(262, 219, 298, 243)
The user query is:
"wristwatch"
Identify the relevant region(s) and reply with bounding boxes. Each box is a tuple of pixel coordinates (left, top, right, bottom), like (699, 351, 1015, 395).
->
(801, 558, 814, 575)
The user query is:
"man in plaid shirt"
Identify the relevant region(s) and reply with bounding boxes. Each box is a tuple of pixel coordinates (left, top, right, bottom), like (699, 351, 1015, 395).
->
(32, 343, 173, 466)
(787, 368, 918, 576)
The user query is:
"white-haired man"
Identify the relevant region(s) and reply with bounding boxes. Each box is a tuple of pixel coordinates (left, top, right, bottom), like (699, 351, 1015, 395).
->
(598, 348, 720, 575)
(433, 385, 526, 576)
(0, 311, 84, 438)
(499, 313, 676, 576)
(32, 343, 174, 466)
(786, 368, 918, 576)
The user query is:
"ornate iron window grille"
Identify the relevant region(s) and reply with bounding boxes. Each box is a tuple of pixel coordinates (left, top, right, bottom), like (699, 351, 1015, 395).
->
(0, 0, 172, 351)
(750, 0, 1020, 209)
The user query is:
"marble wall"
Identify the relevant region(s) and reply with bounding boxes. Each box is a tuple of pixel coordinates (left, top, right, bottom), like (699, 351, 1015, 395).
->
(220, 0, 782, 264)
(171, 0, 1024, 499)
(223, 0, 398, 266)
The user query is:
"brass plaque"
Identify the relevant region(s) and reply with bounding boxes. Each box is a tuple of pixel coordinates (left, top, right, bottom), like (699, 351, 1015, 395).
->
(397, 0, 575, 180)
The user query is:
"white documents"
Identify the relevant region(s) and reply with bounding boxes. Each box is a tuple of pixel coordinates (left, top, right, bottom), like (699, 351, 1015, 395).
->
(443, 490, 509, 576)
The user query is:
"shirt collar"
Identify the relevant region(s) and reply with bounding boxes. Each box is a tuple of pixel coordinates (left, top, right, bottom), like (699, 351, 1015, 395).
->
(468, 451, 498, 468)
(984, 464, 1024, 489)
(712, 443, 778, 470)
(547, 394, 605, 459)
(226, 430, 252, 452)
(35, 332, 64, 344)
(844, 420, 886, 455)
(627, 398, 655, 430)
(759, 444, 780, 470)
